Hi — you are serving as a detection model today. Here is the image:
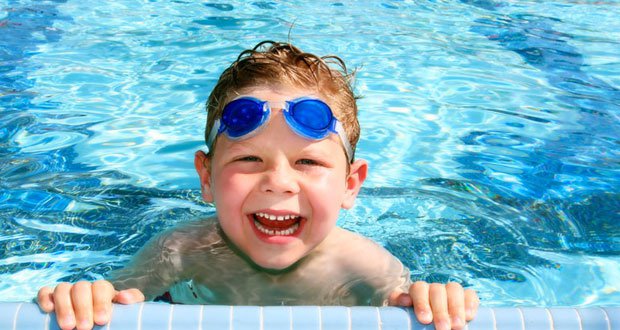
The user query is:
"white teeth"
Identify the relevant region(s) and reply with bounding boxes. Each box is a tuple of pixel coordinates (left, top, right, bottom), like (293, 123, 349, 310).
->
(255, 212, 298, 221)
(254, 220, 300, 236)
(253, 212, 301, 236)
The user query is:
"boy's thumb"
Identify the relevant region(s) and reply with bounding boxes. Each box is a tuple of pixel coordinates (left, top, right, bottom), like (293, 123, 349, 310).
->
(114, 288, 145, 304)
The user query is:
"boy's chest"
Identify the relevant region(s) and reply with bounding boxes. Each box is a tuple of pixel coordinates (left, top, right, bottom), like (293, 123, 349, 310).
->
(170, 251, 390, 306)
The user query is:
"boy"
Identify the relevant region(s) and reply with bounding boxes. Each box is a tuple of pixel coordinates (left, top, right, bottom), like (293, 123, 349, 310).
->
(37, 41, 479, 330)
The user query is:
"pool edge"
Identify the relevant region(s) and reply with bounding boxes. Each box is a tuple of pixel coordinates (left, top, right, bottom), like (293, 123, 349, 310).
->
(1, 302, 619, 329)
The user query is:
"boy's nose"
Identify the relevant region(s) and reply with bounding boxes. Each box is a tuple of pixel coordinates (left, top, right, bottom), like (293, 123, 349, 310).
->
(259, 163, 300, 194)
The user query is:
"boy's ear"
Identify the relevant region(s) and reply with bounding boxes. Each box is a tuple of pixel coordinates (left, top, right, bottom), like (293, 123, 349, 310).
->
(194, 150, 214, 202)
(341, 159, 368, 209)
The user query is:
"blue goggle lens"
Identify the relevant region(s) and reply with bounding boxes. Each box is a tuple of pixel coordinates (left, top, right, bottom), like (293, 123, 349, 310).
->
(221, 98, 268, 138)
(286, 99, 333, 138)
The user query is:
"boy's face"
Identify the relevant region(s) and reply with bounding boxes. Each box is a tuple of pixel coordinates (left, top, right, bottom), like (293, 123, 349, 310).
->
(195, 86, 367, 270)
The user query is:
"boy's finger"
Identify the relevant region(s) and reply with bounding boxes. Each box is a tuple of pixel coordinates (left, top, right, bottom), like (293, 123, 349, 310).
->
(387, 291, 399, 306)
(92, 280, 116, 325)
(37, 287, 55, 312)
(464, 289, 480, 321)
(53, 283, 76, 330)
(409, 281, 432, 324)
(429, 283, 450, 330)
(388, 291, 412, 306)
(113, 288, 146, 304)
(71, 281, 94, 330)
(446, 282, 466, 329)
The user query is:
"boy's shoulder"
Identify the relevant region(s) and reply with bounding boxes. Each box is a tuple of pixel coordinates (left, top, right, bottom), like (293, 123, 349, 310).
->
(319, 227, 405, 271)
(307, 227, 410, 295)
(150, 217, 223, 253)
(325, 227, 387, 250)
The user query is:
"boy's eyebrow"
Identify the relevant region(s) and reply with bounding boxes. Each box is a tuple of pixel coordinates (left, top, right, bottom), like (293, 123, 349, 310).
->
(221, 134, 342, 156)
(221, 139, 259, 153)
(298, 137, 342, 152)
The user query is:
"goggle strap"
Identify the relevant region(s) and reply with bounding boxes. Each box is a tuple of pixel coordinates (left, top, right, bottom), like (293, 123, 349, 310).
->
(335, 121, 354, 162)
(206, 119, 221, 151)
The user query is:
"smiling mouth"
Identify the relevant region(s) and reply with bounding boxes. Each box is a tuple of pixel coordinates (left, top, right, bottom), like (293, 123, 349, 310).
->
(252, 212, 302, 236)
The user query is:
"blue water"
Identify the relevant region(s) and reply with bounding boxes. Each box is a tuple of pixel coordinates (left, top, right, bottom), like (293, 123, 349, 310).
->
(1, 0, 619, 307)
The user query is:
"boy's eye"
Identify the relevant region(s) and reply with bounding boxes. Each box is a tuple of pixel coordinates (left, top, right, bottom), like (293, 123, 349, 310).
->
(237, 155, 261, 162)
(296, 158, 320, 166)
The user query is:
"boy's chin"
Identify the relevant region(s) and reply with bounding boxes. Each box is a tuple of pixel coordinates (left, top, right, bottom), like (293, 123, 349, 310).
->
(250, 254, 303, 273)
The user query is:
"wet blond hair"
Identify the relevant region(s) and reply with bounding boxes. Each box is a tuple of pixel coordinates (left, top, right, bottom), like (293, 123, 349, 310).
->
(205, 40, 359, 162)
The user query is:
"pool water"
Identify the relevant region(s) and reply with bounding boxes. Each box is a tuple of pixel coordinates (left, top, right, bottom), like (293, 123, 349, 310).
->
(1, 0, 619, 307)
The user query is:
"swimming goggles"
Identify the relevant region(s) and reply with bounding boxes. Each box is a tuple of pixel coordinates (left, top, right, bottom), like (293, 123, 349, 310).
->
(207, 96, 353, 162)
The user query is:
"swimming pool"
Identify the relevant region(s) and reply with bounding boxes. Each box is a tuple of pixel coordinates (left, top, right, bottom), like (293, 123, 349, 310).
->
(1, 0, 618, 311)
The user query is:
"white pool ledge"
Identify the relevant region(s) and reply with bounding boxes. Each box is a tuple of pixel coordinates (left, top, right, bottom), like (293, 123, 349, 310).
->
(1, 303, 618, 329)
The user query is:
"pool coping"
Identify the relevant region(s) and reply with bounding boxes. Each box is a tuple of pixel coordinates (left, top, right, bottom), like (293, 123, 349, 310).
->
(1, 302, 619, 329)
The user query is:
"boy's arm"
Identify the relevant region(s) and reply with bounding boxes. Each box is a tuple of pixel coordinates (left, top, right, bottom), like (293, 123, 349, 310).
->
(108, 231, 185, 300)
(36, 225, 191, 330)
(333, 229, 479, 330)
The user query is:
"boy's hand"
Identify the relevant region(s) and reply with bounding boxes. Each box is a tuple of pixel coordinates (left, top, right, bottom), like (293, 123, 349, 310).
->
(389, 281, 479, 330)
(37, 280, 145, 330)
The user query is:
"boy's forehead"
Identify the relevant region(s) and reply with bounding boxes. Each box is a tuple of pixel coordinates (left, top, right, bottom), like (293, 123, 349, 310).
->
(236, 85, 320, 100)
